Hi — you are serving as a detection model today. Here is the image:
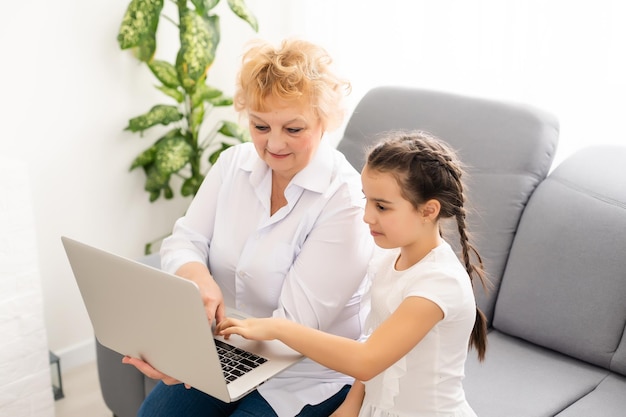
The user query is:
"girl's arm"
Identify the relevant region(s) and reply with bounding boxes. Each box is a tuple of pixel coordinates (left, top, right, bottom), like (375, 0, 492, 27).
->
(216, 295, 443, 382)
(330, 381, 365, 417)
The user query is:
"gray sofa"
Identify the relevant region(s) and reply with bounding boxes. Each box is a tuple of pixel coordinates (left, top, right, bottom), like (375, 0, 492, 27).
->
(96, 86, 626, 416)
(463, 145, 626, 417)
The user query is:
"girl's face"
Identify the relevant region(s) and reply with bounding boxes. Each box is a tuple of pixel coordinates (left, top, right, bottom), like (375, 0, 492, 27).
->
(361, 166, 430, 251)
(248, 96, 324, 182)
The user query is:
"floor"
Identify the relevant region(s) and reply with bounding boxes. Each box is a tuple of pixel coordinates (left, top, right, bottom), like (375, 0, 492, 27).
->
(54, 361, 112, 417)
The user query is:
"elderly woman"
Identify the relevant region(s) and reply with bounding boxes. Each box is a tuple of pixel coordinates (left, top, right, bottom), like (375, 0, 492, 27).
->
(125, 38, 374, 417)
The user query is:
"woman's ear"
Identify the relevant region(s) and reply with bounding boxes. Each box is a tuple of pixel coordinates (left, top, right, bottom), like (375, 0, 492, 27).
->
(422, 199, 441, 221)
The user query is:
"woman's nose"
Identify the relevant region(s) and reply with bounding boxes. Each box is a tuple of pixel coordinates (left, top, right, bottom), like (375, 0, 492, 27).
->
(266, 131, 285, 151)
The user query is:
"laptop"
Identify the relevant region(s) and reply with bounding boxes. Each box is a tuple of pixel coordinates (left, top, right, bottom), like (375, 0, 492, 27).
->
(61, 236, 302, 403)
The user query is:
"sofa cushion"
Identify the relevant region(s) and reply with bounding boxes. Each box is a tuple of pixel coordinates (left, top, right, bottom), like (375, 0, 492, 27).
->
(464, 331, 608, 417)
(337, 86, 559, 322)
(493, 146, 626, 372)
(555, 374, 626, 417)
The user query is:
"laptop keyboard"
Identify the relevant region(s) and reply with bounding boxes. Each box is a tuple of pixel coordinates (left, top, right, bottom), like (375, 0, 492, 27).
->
(215, 339, 268, 383)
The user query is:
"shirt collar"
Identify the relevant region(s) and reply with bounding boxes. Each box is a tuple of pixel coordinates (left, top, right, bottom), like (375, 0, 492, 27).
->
(290, 141, 334, 193)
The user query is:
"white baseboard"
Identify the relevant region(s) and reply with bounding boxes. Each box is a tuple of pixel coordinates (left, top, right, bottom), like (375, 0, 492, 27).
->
(54, 338, 96, 372)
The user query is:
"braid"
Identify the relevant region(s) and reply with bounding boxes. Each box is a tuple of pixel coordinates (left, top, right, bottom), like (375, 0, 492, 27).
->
(455, 208, 489, 361)
(366, 130, 490, 361)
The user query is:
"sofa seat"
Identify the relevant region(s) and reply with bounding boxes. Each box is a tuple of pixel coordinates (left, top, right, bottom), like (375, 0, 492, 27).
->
(556, 374, 626, 416)
(464, 331, 609, 416)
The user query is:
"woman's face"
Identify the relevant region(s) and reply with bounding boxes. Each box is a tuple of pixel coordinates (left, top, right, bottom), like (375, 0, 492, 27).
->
(248, 96, 324, 182)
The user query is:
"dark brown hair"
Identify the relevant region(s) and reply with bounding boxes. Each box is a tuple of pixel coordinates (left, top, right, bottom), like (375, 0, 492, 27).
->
(365, 130, 488, 361)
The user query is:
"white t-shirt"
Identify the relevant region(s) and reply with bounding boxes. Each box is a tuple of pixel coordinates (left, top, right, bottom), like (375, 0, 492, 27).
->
(161, 141, 374, 416)
(360, 242, 478, 417)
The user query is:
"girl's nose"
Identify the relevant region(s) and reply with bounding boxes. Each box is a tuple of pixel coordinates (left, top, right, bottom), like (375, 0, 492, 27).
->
(362, 205, 374, 225)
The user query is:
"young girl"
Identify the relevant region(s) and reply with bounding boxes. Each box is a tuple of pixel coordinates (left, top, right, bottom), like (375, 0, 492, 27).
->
(217, 131, 488, 417)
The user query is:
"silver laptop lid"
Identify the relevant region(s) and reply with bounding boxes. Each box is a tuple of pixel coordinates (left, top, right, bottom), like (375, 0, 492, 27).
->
(61, 236, 302, 402)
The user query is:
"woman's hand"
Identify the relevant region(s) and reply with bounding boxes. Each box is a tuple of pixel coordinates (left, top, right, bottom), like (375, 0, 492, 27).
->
(215, 317, 280, 341)
(122, 356, 191, 389)
(175, 262, 225, 324)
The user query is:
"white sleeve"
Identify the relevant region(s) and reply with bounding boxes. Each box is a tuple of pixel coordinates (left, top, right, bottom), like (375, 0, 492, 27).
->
(159, 149, 228, 274)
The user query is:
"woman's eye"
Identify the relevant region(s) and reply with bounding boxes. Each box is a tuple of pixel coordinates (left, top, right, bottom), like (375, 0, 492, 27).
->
(286, 128, 303, 134)
(254, 125, 269, 132)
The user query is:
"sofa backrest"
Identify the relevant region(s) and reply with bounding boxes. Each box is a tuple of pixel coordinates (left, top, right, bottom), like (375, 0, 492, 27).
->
(493, 145, 626, 374)
(337, 86, 559, 322)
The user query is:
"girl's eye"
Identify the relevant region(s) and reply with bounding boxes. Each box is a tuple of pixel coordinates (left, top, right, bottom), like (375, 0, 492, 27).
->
(254, 125, 269, 132)
(376, 203, 386, 211)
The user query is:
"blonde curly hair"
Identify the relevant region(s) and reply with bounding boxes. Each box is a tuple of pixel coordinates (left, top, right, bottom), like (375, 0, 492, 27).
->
(233, 38, 351, 132)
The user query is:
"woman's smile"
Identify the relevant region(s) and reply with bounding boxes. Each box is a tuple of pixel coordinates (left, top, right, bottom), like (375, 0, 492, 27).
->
(267, 150, 292, 159)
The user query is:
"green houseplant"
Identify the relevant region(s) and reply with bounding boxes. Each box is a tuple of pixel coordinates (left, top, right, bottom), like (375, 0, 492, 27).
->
(117, 0, 258, 204)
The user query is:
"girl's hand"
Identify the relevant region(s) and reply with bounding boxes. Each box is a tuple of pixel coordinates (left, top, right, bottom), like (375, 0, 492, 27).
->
(330, 397, 361, 417)
(215, 317, 279, 341)
(330, 381, 365, 417)
(330, 407, 360, 417)
(330, 399, 361, 417)
(122, 356, 191, 389)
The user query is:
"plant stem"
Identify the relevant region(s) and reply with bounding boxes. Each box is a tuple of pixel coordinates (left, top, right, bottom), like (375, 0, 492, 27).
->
(144, 231, 173, 255)
(162, 14, 178, 27)
(199, 119, 223, 150)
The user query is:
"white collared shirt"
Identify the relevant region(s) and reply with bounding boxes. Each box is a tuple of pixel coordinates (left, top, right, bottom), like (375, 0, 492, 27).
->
(161, 141, 374, 416)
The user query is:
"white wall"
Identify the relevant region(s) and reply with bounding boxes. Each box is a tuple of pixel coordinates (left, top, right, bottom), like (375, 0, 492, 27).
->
(2, 0, 624, 371)
(293, 0, 626, 165)
(0, 158, 54, 417)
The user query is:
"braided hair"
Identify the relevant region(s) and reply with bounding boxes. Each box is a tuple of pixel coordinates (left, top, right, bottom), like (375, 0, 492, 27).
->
(365, 130, 488, 361)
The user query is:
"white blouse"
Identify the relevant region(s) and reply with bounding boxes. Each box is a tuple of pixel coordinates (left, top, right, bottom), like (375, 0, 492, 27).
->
(360, 243, 478, 417)
(161, 141, 374, 416)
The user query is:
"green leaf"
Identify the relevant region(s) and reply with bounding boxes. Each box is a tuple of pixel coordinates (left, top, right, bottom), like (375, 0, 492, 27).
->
(154, 134, 194, 175)
(163, 185, 174, 199)
(129, 146, 157, 170)
(149, 60, 180, 88)
(227, 0, 258, 32)
(176, 11, 219, 92)
(156, 85, 185, 103)
(181, 174, 205, 196)
(219, 120, 251, 142)
(144, 164, 170, 193)
(191, 82, 222, 107)
(125, 105, 183, 132)
(207, 96, 233, 107)
(130, 128, 184, 170)
(117, 0, 164, 62)
(148, 190, 160, 202)
(208, 143, 233, 165)
(191, 0, 220, 15)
